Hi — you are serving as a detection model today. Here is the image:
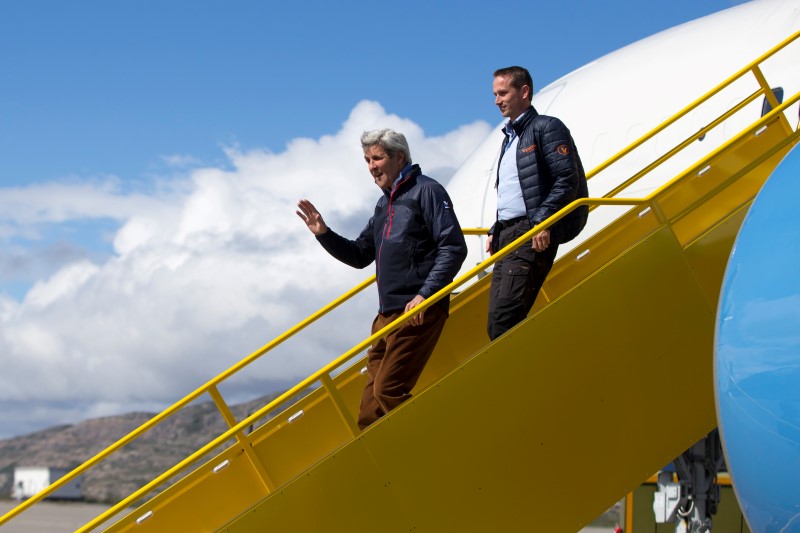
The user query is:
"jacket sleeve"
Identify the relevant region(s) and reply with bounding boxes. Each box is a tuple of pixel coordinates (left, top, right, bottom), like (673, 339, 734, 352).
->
(316, 219, 376, 269)
(531, 117, 582, 225)
(417, 183, 468, 299)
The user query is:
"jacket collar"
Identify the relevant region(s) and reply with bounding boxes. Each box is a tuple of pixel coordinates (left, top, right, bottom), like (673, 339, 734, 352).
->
(507, 106, 539, 137)
(385, 164, 421, 197)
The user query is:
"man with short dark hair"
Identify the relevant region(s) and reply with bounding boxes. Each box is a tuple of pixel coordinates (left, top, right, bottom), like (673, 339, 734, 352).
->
(487, 66, 588, 340)
(297, 128, 467, 429)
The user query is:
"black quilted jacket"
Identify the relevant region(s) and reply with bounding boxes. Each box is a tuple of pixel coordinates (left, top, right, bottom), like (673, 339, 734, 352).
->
(491, 106, 588, 244)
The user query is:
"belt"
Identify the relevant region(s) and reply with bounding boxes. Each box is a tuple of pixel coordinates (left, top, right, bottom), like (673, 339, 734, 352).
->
(496, 216, 528, 230)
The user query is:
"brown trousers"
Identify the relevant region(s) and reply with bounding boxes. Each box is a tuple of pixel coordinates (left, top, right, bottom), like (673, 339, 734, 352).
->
(358, 304, 448, 429)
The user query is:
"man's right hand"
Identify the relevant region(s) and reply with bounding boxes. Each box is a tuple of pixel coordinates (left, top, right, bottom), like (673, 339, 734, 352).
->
(485, 235, 493, 256)
(296, 199, 329, 236)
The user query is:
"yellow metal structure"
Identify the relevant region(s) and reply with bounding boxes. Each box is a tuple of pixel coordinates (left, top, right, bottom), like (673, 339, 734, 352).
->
(1, 31, 799, 533)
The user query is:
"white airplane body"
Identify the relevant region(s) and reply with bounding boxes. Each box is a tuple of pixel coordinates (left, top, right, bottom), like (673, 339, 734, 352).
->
(4, 2, 800, 532)
(448, 0, 800, 264)
(447, 0, 800, 530)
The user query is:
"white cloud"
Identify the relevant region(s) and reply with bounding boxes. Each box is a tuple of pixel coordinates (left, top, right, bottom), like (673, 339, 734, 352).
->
(0, 176, 167, 227)
(161, 154, 203, 168)
(0, 101, 491, 438)
(23, 260, 100, 309)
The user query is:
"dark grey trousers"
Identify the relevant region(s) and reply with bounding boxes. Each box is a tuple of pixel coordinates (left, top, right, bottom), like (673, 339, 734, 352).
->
(487, 218, 558, 341)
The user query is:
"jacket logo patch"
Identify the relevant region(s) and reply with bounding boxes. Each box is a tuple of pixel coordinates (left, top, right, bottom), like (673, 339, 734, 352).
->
(556, 144, 570, 155)
(521, 144, 537, 153)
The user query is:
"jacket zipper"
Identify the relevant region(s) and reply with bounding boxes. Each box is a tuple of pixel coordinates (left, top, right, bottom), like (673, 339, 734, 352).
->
(376, 174, 409, 312)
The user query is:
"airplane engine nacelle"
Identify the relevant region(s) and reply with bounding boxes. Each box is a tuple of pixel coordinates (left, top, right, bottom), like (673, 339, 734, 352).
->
(715, 143, 800, 532)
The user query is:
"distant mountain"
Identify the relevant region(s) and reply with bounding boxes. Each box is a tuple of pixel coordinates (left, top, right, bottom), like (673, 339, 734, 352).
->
(0, 393, 625, 530)
(0, 391, 289, 503)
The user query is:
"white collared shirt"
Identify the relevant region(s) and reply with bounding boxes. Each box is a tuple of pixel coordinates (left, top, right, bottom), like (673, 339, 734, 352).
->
(496, 111, 529, 220)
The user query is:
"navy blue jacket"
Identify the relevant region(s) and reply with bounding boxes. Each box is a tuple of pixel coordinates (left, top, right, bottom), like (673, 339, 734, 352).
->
(491, 106, 588, 244)
(317, 164, 468, 313)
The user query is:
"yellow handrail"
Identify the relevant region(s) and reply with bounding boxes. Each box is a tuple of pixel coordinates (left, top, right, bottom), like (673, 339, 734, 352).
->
(586, 29, 800, 181)
(85, 90, 800, 530)
(2, 29, 798, 532)
(80, 199, 618, 532)
(598, 87, 765, 203)
(0, 274, 378, 525)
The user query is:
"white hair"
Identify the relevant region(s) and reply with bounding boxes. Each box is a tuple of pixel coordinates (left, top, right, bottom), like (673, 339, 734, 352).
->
(360, 129, 412, 163)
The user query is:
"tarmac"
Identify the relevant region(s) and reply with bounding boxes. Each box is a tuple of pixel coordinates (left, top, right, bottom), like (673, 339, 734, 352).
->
(0, 500, 124, 533)
(0, 499, 616, 532)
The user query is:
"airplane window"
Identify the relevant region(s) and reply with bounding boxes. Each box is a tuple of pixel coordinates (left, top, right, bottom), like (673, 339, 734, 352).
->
(760, 87, 784, 116)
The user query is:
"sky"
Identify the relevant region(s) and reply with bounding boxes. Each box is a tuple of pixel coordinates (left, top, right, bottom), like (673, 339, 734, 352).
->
(0, 0, 748, 439)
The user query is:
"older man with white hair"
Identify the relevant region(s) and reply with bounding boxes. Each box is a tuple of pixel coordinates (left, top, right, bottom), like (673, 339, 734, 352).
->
(297, 128, 467, 429)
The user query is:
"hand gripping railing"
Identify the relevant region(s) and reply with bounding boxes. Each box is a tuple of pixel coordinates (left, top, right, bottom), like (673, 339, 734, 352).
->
(1, 29, 798, 533)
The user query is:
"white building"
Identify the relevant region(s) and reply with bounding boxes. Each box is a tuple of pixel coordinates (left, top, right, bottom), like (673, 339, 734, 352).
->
(11, 466, 83, 500)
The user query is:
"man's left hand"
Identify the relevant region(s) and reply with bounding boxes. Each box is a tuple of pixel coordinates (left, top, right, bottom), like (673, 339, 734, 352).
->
(405, 295, 426, 326)
(532, 228, 550, 252)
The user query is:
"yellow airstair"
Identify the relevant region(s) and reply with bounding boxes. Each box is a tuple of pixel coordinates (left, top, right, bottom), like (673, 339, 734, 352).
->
(2, 32, 799, 533)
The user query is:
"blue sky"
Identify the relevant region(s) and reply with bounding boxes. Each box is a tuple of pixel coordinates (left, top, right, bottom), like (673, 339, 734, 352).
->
(0, 0, 746, 439)
(1, 1, 743, 188)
